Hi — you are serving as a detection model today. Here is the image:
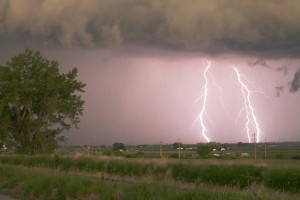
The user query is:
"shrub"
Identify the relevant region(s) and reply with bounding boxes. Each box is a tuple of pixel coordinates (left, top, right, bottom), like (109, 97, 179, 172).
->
(102, 149, 112, 156)
(105, 160, 150, 177)
(135, 151, 145, 158)
(168, 163, 200, 182)
(153, 165, 168, 179)
(168, 163, 262, 188)
(263, 168, 300, 193)
(74, 157, 97, 171)
(201, 165, 262, 188)
(275, 153, 286, 159)
(290, 155, 300, 160)
(95, 160, 106, 171)
(59, 157, 74, 171)
(169, 153, 179, 159)
(0, 155, 25, 165)
(197, 145, 210, 157)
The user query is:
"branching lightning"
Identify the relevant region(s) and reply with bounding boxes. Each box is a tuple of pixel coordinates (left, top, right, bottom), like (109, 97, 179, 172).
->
(191, 62, 263, 144)
(233, 67, 262, 143)
(197, 60, 211, 143)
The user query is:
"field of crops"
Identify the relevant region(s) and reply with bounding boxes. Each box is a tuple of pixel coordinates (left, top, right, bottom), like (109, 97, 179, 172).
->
(0, 152, 299, 199)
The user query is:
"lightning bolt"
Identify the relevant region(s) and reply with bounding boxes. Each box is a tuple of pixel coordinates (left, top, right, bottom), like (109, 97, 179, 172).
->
(197, 60, 211, 143)
(233, 67, 262, 143)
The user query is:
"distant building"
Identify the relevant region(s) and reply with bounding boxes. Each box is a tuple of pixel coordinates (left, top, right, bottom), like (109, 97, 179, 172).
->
(240, 153, 250, 157)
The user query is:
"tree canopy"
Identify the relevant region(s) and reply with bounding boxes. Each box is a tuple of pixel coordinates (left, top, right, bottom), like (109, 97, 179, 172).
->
(112, 143, 126, 151)
(172, 142, 183, 149)
(0, 49, 85, 154)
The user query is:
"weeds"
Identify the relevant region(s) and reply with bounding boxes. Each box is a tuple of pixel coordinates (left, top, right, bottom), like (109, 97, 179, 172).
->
(168, 163, 262, 188)
(263, 168, 300, 193)
(0, 155, 299, 194)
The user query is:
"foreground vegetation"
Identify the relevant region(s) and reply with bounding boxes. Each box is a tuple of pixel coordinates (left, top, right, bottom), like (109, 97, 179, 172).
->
(0, 49, 85, 155)
(0, 165, 287, 200)
(0, 155, 299, 199)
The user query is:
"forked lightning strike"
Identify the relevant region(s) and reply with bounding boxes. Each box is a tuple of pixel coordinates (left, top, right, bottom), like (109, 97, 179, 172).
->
(192, 62, 263, 144)
(198, 61, 211, 143)
(233, 67, 262, 143)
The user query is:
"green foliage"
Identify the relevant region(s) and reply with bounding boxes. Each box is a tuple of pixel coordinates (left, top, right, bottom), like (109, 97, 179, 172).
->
(201, 165, 262, 188)
(237, 142, 251, 147)
(172, 189, 254, 200)
(1, 155, 299, 194)
(112, 142, 126, 151)
(0, 155, 25, 165)
(106, 160, 148, 176)
(152, 165, 168, 179)
(0, 49, 85, 154)
(172, 142, 183, 149)
(132, 151, 145, 158)
(275, 153, 287, 159)
(102, 149, 113, 156)
(197, 145, 211, 157)
(0, 166, 98, 199)
(169, 153, 179, 158)
(168, 163, 262, 188)
(263, 168, 300, 193)
(290, 155, 300, 160)
(0, 166, 268, 200)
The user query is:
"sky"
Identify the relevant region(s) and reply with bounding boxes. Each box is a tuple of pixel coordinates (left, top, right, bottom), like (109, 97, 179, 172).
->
(0, 0, 300, 145)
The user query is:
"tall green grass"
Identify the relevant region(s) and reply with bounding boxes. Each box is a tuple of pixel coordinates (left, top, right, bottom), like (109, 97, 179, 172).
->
(168, 163, 262, 188)
(263, 168, 300, 193)
(0, 166, 117, 199)
(0, 155, 299, 193)
(1, 165, 292, 200)
(0, 155, 167, 178)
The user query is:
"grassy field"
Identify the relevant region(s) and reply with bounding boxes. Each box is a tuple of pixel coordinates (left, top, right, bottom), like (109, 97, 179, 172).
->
(0, 155, 299, 199)
(1, 164, 299, 200)
(0, 142, 299, 199)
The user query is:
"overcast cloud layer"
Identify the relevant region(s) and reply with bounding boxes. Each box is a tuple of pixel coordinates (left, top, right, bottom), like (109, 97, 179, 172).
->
(1, 0, 300, 57)
(0, 1, 300, 145)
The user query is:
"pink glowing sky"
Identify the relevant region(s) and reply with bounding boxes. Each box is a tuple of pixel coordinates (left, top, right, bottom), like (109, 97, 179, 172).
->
(1, 0, 300, 145)
(50, 47, 300, 145)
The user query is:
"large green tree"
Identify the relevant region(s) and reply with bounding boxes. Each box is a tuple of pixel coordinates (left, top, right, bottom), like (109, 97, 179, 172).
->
(112, 142, 126, 151)
(0, 49, 85, 154)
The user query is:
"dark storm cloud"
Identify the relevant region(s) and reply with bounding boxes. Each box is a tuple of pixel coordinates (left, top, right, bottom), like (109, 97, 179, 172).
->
(1, 0, 300, 57)
(248, 59, 291, 76)
(247, 59, 300, 95)
(276, 64, 290, 76)
(274, 66, 299, 96)
(290, 68, 300, 92)
(248, 59, 270, 68)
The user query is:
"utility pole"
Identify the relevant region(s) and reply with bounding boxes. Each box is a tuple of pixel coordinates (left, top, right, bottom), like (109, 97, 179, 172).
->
(177, 139, 181, 159)
(130, 140, 133, 158)
(252, 132, 257, 160)
(264, 138, 267, 157)
(160, 141, 163, 158)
